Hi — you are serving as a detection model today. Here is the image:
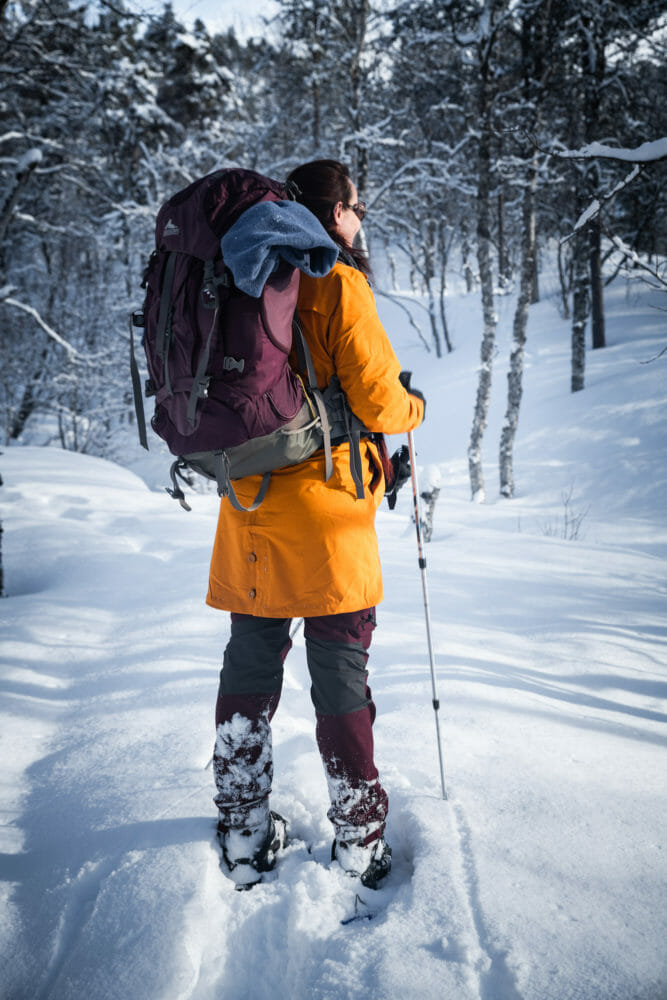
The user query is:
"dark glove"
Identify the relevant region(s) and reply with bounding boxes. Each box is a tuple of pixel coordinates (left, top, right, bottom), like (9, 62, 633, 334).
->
(399, 371, 426, 418)
(386, 444, 411, 510)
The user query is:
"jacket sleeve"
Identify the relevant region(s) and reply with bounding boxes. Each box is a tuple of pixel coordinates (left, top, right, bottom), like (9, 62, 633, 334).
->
(326, 268, 424, 434)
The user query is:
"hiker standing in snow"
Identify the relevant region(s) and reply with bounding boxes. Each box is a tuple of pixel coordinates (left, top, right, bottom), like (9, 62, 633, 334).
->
(207, 159, 425, 889)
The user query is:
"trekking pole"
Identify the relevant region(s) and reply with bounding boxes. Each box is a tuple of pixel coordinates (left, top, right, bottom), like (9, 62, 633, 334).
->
(407, 429, 447, 800)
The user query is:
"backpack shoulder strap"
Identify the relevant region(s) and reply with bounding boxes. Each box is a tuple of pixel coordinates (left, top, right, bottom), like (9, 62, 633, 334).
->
(321, 376, 366, 500)
(293, 314, 334, 482)
(186, 261, 232, 426)
(293, 313, 366, 499)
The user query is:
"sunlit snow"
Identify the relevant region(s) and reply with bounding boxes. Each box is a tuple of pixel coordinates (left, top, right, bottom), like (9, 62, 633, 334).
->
(1, 271, 665, 999)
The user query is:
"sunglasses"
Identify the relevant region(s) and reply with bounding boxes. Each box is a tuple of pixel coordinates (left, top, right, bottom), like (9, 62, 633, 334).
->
(345, 200, 367, 221)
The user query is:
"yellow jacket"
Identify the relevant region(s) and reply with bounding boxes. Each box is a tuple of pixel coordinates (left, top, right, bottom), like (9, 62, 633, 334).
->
(206, 261, 424, 618)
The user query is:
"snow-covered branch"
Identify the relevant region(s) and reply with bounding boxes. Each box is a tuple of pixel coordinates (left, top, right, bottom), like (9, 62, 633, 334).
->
(0, 295, 80, 358)
(600, 226, 667, 291)
(564, 163, 643, 240)
(555, 138, 667, 164)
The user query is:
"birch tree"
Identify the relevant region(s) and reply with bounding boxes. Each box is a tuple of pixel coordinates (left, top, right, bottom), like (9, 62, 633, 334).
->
(499, 1, 555, 497)
(464, 0, 505, 502)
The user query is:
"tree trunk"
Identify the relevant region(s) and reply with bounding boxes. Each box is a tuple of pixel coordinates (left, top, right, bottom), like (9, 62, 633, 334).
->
(423, 230, 442, 358)
(10, 357, 48, 439)
(497, 187, 510, 288)
(347, 0, 370, 192)
(468, 94, 496, 502)
(0, 466, 3, 598)
(0, 152, 41, 258)
(310, 5, 321, 150)
(499, 149, 538, 498)
(438, 227, 453, 354)
(558, 239, 571, 318)
(580, 6, 606, 352)
(461, 221, 474, 293)
(589, 217, 605, 348)
(571, 233, 589, 392)
(426, 281, 442, 358)
(531, 253, 539, 304)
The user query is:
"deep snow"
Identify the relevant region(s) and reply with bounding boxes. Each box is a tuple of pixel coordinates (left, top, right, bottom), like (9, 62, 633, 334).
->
(1, 272, 666, 1000)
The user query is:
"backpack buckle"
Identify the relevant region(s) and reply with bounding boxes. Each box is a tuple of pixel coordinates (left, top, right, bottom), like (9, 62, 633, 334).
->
(223, 356, 245, 373)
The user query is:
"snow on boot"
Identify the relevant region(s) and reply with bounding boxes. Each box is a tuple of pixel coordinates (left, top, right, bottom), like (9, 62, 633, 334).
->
(332, 835, 392, 890)
(218, 810, 287, 891)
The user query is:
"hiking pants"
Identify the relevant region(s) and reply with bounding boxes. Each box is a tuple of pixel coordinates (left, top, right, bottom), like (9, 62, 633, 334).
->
(213, 609, 388, 846)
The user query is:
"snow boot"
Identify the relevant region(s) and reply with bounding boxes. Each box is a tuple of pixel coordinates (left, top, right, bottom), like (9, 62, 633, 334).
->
(218, 810, 287, 891)
(331, 834, 392, 889)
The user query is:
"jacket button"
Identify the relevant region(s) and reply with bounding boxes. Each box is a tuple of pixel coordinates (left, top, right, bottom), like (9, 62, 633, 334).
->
(248, 588, 256, 599)
(248, 552, 257, 562)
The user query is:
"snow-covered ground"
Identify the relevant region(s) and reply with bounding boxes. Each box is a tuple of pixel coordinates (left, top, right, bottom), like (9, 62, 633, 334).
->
(1, 274, 665, 1000)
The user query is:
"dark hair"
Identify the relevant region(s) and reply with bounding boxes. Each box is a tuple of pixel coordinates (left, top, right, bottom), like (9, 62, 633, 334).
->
(286, 159, 371, 278)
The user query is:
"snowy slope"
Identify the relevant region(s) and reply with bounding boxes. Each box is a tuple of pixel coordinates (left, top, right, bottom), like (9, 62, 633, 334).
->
(0, 277, 665, 1000)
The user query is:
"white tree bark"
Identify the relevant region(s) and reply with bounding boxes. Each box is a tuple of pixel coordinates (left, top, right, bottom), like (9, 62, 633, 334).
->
(468, 130, 496, 503)
(499, 149, 538, 498)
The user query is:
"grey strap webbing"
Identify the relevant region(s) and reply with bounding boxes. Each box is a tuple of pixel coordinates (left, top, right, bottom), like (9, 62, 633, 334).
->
(167, 455, 270, 513)
(129, 316, 148, 450)
(214, 451, 271, 512)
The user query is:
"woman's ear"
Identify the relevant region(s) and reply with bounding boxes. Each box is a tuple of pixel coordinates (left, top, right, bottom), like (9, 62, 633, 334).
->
(332, 200, 344, 227)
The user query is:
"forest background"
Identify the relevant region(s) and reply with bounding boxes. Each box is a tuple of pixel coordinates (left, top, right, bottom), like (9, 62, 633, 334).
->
(0, 0, 665, 509)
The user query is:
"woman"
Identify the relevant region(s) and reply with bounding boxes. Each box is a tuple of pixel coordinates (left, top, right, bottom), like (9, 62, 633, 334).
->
(207, 159, 425, 890)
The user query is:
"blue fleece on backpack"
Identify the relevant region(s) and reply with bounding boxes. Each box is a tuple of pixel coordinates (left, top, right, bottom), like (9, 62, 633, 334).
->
(221, 200, 339, 297)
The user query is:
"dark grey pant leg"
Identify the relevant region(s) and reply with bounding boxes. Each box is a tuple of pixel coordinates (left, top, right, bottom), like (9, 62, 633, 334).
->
(304, 609, 388, 844)
(304, 608, 376, 714)
(218, 612, 292, 699)
(214, 614, 291, 830)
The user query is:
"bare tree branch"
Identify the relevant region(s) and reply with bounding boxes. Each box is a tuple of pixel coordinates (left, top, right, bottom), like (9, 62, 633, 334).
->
(375, 290, 432, 352)
(640, 345, 667, 365)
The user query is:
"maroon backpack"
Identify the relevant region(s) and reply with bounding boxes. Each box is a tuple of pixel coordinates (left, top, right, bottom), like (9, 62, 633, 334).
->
(130, 168, 366, 510)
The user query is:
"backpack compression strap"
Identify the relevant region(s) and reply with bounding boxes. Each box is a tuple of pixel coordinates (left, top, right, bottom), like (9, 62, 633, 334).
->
(156, 251, 178, 397)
